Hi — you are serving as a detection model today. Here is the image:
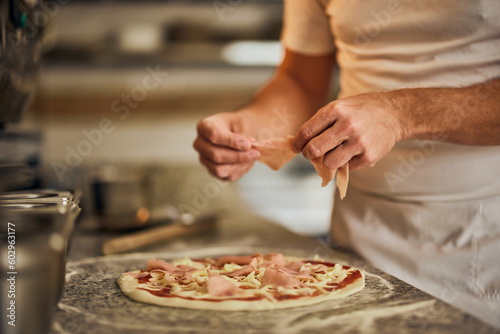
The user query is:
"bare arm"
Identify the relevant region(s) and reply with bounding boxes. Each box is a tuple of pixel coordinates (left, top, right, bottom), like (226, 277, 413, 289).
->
(293, 78, 500, 171)
(394, 78, 500, 145)
(238, 49, 336, 138)
(193, 49, 335, 181)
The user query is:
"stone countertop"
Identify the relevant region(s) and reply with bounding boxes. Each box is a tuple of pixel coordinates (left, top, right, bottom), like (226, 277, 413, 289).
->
(50, 165, 497, 334)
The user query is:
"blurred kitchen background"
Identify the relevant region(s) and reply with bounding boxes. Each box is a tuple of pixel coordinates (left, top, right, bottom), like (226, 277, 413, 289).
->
(5, 0, 335, 236)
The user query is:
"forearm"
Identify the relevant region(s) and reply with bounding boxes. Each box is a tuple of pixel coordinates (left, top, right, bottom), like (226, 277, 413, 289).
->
(393, 78, 500, 145)
(235, 50, 335, 140)
(237, 74, 322, 139)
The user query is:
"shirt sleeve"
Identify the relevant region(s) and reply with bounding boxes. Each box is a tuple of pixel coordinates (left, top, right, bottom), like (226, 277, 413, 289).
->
(281, 0, 335, 56)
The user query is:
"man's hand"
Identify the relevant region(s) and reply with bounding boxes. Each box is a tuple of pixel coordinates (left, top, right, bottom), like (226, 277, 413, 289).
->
(293, 92, 405, 171)
(193, 112, 261, 181)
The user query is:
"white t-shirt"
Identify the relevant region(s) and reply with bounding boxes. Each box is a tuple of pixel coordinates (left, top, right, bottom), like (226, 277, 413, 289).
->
(282, 0, 500, 327)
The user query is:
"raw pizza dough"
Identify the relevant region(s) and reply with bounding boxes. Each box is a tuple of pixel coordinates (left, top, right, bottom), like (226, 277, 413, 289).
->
(253, 136, 349, 198)
(118, 253, 365, 311)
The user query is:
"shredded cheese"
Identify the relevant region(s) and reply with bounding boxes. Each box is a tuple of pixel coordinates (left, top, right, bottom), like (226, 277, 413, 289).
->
(136, 255, 361, 301)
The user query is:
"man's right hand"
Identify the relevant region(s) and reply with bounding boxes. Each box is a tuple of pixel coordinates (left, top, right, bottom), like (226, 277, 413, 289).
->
(193, 112, 261, 181)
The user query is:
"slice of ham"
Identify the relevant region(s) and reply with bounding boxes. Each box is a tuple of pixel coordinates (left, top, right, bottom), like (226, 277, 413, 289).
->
(147, 258, 178, 272)
(310, 156, 336, 188)
(280, 260, 318, 282)
(336, 163, 349, 199)
(252, 136, 297, 171)
(311, 157, 349, 199)
(177, 264, 199, 272)
(225, 258, 258, 277)
(263, 253, 285, 267)
(147, 259, 199, 284)
(284, 261, 305, 272)
(225, 265, 255, 278)
(216, 254, 261, 266)
(262, 268, 301, 288)
(207, 275, 242, 297)
(278, 268, 317, 282)
(252, 136, 349, 199)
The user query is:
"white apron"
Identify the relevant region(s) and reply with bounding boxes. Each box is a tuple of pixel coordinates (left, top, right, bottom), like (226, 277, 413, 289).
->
(331, 153, 500, 327)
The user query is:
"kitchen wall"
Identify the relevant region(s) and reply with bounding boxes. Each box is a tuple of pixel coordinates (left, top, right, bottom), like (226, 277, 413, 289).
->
(28, 0, 282, 164)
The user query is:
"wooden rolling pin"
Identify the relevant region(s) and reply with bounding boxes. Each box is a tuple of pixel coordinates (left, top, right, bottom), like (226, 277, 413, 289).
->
(102, 214, 217, 255)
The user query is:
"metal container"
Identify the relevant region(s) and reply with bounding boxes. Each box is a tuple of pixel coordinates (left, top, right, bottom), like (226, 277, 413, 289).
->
(0, 193, 80, 334)
(0, 189, 76, 204)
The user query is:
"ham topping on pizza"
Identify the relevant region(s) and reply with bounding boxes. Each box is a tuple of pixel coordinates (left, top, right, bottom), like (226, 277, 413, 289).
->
(126, 253, 363, 301)
(263, 253, 286, 267)
(283, 261, 304, 271)
(216, 254, 261, 266)
(147, 258, 178, 272)
(207, 275, 243, 297)
(262, 268, 301, 288)
(278, 267, 317, 282)
(225, 257, 258, 277)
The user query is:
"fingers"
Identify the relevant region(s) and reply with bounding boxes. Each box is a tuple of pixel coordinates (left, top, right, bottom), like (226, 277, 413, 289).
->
(348, 152, 378, 170)
(194, 114, 260, 182)
(193, 137, 260, 165)
(292, 104, 338, 153)
(322, 142, 357, 170)
(197, 118, 253, 151)
(299, 125, 348, 160)
(200, 157, 255, 182)
(322, 139, 379, 171)
(291, 102, 356, 171)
